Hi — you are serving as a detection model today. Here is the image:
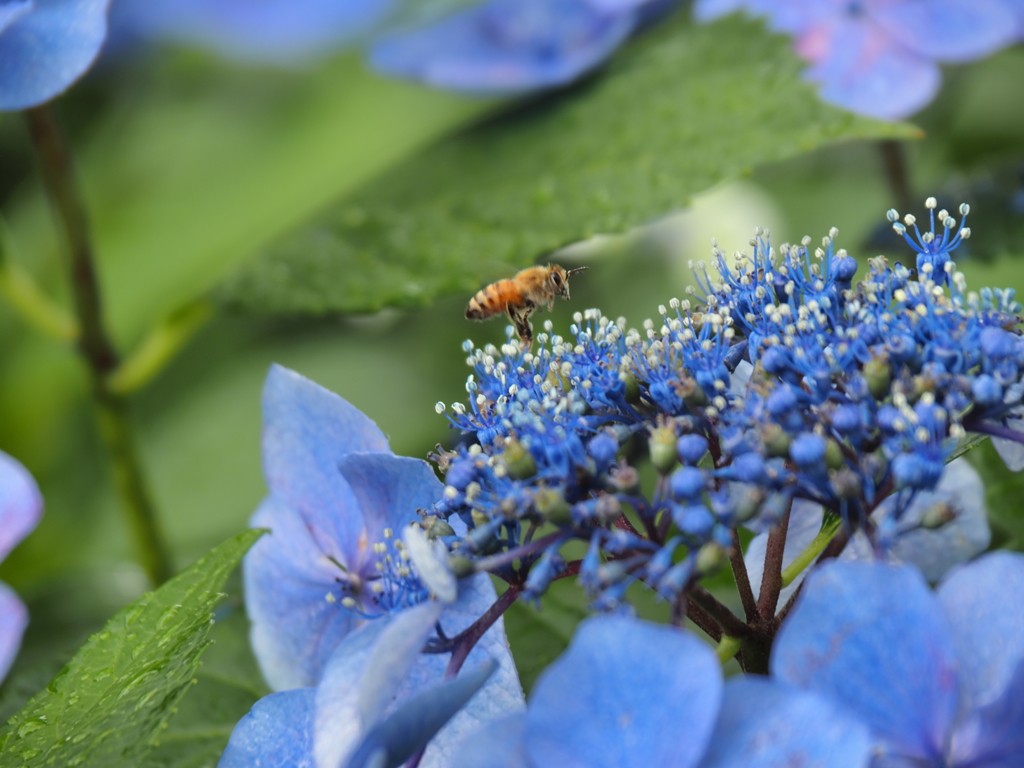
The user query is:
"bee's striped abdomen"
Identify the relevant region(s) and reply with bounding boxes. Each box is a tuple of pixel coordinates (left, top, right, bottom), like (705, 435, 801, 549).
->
(466, 279, 515, 320)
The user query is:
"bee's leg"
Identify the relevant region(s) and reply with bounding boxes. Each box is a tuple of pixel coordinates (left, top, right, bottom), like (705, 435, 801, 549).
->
(508, 303, 535, 350)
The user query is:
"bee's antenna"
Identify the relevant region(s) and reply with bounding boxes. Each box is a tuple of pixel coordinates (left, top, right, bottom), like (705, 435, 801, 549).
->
(566, 266, 589, 277)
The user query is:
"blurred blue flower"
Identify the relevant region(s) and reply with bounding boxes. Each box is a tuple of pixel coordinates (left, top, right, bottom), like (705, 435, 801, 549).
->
(694, 0, 1019, 120)
(0, 0, 113, 111)
(745, 457, 990, 609)
(244, 364, 522, 703)
(110, 0, 398, 63)
(221, 600, 523, 768)
(774, 553, 1024, 767)
(455, 614, 871, 768)
(369, 0, 656, 95)
(0, 449, 42, 683)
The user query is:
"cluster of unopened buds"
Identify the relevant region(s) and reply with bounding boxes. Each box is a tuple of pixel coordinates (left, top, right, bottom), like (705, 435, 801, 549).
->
(430, 198, 1023, 663)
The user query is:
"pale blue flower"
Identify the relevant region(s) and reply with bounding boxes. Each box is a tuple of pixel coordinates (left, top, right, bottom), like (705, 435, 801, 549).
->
(0, 0, 113, 110)
(774, 553, 1024, 767)
(369, 0, 646, 95)
(221, 600, 523, 768)
(694, 0, 1019, 120)
(0, 449, 42, 682)
(455, 614, 871, 768)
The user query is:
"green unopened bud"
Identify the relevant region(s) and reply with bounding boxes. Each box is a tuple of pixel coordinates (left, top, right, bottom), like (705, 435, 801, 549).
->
(731, 484, 766, 523)
(648, 426, 678, 474)
(423, 515, 456, 539)
(829, 468, 861, 499)
(535, 487, 571, 526)
(696, 542, 727, 578)
(825, 438, 844, 471)
(864, 357, 892, 400)
(912, 374, 935, 401)
(501, 439, 537, 480)
(921, 502, 957, 530)
(675, 377, 708, 408)
(762, 423, 792, 459)
(471, 510, 490, 529)
(622, 372, 641, 404)
(448, 555, 476, 578)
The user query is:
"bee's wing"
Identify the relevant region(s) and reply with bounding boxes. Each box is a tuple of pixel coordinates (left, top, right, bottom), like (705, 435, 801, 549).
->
(507, 302, 536, 348)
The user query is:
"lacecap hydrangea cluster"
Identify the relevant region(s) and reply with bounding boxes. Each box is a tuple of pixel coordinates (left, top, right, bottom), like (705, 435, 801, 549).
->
(432, 199, 1024, 613)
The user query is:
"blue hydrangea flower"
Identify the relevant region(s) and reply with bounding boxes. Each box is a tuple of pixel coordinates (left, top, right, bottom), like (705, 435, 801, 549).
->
(745, 458, 989, 609)
(369, 0, 651, 95)
(110, 0, 397, 63)
(0, 0, 113, 111)
(221, 600, 523, 768)
(244, 364, 519, 693)
(694, 0, 1019, 120)
(454, 614, 871, 768)
(774, 552, 1024, 767)
(0, 449, 42, 683)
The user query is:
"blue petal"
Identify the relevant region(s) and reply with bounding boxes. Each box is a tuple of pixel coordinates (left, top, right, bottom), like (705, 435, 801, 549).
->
(0, 581, 28, 684)
(394, 575, 525, 768)
(948, 661, 1024, 768)
(0, 0, 112, 111)
(698, 677, 872, 768)
(336, 453, 444, 558)
(217, 688, 315, 768)
(452, 714, 531, 768)
(772, 561, 959, 763)
(345, 659, 499, 768)
(244, 496, 358, 691)
(872, 0, 1016, 63)
(262, 365, 389, 567)
(992, 409, 1024, 471)
(369, 0, 637, 96)
(0, 449, 42, 564)
(110, 0, 397, 63)
(525, 615, 721, 768)
(797, 15, 940, 121)
(939, 552, 1024, 712)
(314, 603, 443, 768)
(0, 1, 31, 35)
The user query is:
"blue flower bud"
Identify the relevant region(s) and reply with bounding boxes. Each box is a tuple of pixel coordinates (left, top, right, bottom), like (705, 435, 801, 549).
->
(446, 459, 477, 490)
(656, 559, 694, 599)
(766, 385, 798, 416)
(670, 466, 705, 500)
(761, 347, 789, 377)
(674, 504, 715, 538)
(587, 431, 619, 467)
(892, 453, 943, 490)
(677, 434, 709, 465)
(834, 256, 858, 283)
(971, 374, 1003, 407)
(790, 433, 826, 469)
(980, 327, 1017, 359)
(731, 452, 767, 483)
(831, 404, 861, 434)
(523, 547, 566, 600)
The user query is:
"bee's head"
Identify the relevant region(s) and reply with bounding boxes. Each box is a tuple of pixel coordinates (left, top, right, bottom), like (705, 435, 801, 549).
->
(549, 265, 587, 300)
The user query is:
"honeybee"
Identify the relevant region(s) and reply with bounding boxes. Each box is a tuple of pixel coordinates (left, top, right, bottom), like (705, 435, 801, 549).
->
(465, 264, 588, 348)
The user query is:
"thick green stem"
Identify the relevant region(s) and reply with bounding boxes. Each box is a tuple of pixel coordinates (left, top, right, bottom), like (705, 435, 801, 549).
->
(25, 104, 173, 586)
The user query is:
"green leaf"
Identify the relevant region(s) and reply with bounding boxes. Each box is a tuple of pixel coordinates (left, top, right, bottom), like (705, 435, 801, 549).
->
(216, 11, 916, 315)
(503, 582, 589, 696)
(0, 530, 263, 768)
(142, 604, 268, 768)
